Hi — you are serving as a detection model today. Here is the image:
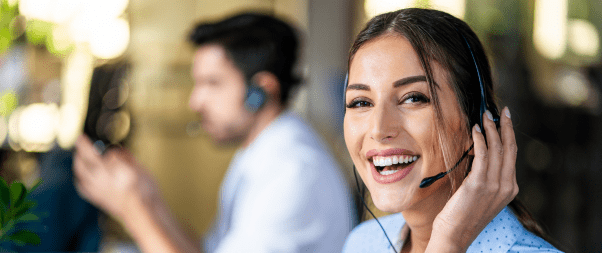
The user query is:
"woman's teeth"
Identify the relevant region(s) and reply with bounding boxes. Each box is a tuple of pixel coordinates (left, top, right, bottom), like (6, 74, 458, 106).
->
(372, 155, 418, 168)
(380, 169, 400, 175)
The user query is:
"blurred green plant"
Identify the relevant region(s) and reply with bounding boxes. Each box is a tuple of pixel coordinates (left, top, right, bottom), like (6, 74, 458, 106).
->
(25, 19, 52, 46)
(0, 0, 19, 54)
(1, 0, 65, 57)
(415, 0, 430, 9)
(0, 178, 41, 249)
(0, 92, 18, 117)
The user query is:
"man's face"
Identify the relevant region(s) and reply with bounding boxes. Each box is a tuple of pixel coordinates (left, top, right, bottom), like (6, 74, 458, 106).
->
(189, 44, 255, 145)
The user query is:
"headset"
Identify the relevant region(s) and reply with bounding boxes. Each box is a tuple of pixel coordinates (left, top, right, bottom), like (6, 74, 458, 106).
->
(244, 81, 267, 112)
(344, 31, 500, 252)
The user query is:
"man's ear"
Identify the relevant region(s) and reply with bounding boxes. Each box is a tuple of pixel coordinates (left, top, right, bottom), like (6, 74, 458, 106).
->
(252, 71, 280, 103)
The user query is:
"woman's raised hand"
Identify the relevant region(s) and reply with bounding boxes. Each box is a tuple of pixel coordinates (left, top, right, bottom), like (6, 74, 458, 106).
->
(73, 135, 160, 222)
(428, 107, 518, 252)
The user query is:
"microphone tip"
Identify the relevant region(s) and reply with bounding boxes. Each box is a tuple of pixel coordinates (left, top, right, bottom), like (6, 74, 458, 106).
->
(419, 178, 434, 188)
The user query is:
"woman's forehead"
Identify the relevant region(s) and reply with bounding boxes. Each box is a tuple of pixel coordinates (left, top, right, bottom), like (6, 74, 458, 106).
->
(350, 35, 422, 74)
(348, 35, 450, 92)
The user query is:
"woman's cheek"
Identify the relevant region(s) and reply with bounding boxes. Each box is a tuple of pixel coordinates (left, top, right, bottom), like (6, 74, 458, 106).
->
(345, 116, 359, 135)
(344, 117, 366, 168)
(344, 117, 362, 145)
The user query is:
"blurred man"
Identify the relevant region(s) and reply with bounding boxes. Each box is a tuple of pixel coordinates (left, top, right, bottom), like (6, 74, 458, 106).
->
(73, 13, 354, 253)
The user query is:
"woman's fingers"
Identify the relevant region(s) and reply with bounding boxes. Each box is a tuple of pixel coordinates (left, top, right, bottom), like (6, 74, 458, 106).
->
(500, 107, 519, 197)
(467, 108, 517, 197)
(472, 107, 518, 200)
(483, 110, 504, 181)
(469, 123, 488, 183)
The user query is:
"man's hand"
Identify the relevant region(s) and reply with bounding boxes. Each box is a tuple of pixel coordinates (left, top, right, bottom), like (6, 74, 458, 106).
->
(73, 135, 160, 221)
(73, 135, 202, 253)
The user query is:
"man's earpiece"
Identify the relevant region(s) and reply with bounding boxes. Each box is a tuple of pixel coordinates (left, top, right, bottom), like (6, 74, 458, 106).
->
(244, 82, 267, 112)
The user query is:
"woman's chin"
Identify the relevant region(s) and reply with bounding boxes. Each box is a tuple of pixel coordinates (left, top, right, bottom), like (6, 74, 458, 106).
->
(370, 191, 412, 213)
(367, 176, 419, 213)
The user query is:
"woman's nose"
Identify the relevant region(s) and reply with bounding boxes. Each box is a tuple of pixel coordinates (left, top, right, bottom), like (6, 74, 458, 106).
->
(369, 105, 399, 142)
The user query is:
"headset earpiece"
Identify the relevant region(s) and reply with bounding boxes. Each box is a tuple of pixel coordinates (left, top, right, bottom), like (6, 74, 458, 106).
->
(460, 32, 500, 133)
(244, 82, 267, 112)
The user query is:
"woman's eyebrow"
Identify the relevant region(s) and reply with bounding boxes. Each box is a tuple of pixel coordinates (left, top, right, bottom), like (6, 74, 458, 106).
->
(393, 75, 427, 87)
(346, 75, 433, 92)
(346, 84, 370, 91)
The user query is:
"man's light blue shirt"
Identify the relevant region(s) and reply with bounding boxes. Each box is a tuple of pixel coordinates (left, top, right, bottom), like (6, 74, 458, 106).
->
(343, 206, 561, 252)
(204, 111, 355, 253)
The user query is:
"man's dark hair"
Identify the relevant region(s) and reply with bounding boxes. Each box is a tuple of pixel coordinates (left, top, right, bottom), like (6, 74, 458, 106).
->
(189, 12, 301, 106)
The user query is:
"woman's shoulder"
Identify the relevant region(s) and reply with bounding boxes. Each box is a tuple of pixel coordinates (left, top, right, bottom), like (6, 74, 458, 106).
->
(342, 212, 405, 253)
(467, 207, 562, 253)
(343, 207, 561, 253)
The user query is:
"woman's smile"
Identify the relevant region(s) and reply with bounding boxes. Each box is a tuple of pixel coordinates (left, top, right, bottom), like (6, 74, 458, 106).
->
(366, 148, 420, 183)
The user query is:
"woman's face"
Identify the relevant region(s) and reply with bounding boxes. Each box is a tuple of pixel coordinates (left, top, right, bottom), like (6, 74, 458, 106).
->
(344, 35, 469, 212)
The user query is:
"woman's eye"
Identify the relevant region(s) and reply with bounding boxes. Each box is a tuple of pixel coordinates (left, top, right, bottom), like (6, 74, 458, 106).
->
(346, 99, 372, 108)
(402, 93, 430, 104)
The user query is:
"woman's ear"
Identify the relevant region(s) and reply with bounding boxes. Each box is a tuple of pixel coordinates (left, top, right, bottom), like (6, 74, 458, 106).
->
(252, 71, 281, 103)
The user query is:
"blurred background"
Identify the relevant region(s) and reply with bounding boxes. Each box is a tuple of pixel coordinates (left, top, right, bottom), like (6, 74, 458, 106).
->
(0, 0, 599, 252)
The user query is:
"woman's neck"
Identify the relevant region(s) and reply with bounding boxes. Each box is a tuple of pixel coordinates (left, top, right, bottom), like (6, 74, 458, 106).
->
(401, 179, 453, 253)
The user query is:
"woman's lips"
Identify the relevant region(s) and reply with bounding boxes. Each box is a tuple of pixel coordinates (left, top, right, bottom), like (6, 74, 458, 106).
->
(366, 148, 416, 158)
(370, 161, 414, 184)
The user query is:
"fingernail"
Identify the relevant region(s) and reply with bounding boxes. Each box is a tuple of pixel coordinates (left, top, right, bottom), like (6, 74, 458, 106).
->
(504, 107, 511, 119)
(485, 110, 493, 121)
(475, 124, 481, 133)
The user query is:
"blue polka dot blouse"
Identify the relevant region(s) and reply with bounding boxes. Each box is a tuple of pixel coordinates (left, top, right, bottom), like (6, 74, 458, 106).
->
(342, 206, 562, 253)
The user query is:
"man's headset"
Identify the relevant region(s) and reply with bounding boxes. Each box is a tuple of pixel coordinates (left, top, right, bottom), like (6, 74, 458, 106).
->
(344, 32, 500, 252)
(244, 81, 267, 113)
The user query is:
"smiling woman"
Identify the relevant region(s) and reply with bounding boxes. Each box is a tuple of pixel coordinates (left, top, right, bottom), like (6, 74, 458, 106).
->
(346, 35, 469, 212)
(342, 8, 562, 253)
